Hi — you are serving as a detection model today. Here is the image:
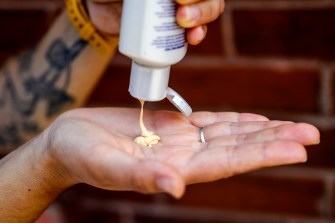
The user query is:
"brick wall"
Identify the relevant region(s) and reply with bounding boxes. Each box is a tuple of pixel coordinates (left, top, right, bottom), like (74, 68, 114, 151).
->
(2, 0, 335, 222)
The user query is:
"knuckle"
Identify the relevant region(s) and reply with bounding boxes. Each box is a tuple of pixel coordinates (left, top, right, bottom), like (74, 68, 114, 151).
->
(205, 0, 225, 23)
(214, 0, 225, 18)
(219, 0, 225, 14)
(225, 146, 236, 176)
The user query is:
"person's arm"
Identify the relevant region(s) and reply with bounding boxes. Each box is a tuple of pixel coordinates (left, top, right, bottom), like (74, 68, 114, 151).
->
(0, 9, 118, 153)
(0, 1, 231, 222)
(0, 0, 225, 153)
(0, 130, 71, 222)
(0, 108, 320, 223)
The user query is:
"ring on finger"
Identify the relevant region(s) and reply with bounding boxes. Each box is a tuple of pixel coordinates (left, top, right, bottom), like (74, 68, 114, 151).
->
(200, 126, 206, 143)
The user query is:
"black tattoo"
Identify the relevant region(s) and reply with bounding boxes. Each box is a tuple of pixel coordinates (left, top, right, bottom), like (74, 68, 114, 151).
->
(0, 39, 87, 149)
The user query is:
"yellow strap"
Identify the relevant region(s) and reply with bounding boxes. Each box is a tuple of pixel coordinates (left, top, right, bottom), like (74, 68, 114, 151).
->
(64, 0, 119, 55)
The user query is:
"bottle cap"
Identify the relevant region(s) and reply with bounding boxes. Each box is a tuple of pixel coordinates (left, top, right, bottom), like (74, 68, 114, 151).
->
(166, 88, 192, 116)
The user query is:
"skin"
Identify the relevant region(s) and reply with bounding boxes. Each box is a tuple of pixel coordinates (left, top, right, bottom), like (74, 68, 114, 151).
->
(86, 0, 225, 45)
(0, 108, 320, 222)
(49, 108, 319, 193)
(0, 0, 321, 222)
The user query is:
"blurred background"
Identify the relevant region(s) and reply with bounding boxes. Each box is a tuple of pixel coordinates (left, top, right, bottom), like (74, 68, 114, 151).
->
(2, 0, 335, 222)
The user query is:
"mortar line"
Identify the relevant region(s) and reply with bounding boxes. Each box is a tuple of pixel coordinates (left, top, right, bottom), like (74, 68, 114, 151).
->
(321, 176, 335, 219)
(221, 7, 237, 57)
(79, 197, 335, 223)
(0, 1, 62, 11)
(319, 64, 333, 116)
(227, 0, 335, 10)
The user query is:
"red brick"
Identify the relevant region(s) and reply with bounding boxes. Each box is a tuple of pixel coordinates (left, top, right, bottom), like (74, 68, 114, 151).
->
(59, 184, 156, 222)
(0, 6, 60, 62)
(332, 182, 335, 218)
(2, 2, 335, 223)
(63, 209, 121, 223)
(306, 129, 335, 168)
(135, 215, 220, 223)
(331, 65, 335, 115)
(169, 57, 320, 113)
(89, 55, 321, 113)
(173, 175, 325, 217)
(233, 9, 335, 59)
(86, 55, 137, 107)
(187, 19, 224, 55)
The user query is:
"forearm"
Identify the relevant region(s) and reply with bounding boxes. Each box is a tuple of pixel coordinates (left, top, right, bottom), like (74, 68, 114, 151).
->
(0, 131, 72, 223)
(0, 9, 118, 152)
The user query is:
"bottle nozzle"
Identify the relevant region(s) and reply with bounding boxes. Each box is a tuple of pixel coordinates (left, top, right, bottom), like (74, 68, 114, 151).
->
(128, 61, 170, 101)
(129, 61, 192, 116)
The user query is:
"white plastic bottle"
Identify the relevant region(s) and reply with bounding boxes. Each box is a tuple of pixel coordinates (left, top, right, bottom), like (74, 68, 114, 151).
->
(119, 0, 192, 116)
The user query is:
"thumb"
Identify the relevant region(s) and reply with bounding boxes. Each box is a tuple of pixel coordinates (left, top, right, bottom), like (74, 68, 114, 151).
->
(88, 147, 186, 199)
(131, 159, 186, 199)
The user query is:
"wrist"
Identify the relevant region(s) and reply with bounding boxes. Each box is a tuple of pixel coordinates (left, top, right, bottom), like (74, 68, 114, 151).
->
(34, 129, 76, 193)
(0, 131, 74, 221)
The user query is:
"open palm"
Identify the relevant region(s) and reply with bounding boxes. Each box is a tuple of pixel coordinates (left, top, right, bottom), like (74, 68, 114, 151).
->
(48, 107, 320, 198)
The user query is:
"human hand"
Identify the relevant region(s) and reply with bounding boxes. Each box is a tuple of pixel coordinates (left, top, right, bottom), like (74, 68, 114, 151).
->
(45, 107, 319, 198)
(176, 0, 225, 45)
(86, 0, 225, 45)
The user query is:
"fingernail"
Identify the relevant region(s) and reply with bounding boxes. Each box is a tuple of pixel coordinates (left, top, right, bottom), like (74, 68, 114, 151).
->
(156, 177, 179, 198)
(296, 150, 308, 163)
(195, 25, 206, 42)
(178, 6, 200, 24)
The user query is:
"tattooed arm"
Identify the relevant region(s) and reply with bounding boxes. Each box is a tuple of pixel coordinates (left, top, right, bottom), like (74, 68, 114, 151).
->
(1, 1, 316, 223)
(0, 1, 228, 221)
(0, 10, 118, 153)
(0, 0, 225, 153)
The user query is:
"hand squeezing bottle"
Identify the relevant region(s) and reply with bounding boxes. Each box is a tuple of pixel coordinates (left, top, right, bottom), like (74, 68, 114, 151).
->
(119, 0, 192, 116)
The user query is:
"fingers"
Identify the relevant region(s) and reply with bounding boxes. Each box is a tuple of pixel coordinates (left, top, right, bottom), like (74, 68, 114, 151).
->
(186, 25, 208, 45)
(84, 146, 186, 198)
(202, 121, 293, 140)
(87, 1, 122, 35)
(186, 121, 319, 185)
(190, 112, 320, 146)
(176, 0, 224, 45)
(206, 123, 320, 146)
(186, 141, 308, 184)
(189, 111, 270, 127)
(176, 0, 225, 28)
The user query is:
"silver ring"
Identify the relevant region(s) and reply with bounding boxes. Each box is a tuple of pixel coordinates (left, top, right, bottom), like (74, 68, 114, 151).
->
(200, 126, 206, 143)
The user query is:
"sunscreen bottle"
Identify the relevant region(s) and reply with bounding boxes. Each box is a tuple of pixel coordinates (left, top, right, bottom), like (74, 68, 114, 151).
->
(119, 0, 192, 116)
